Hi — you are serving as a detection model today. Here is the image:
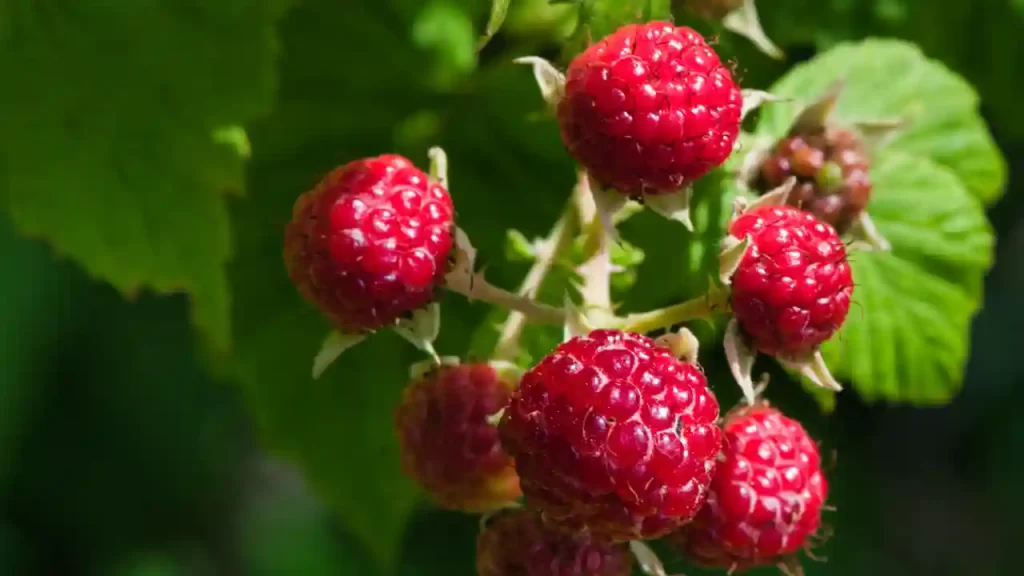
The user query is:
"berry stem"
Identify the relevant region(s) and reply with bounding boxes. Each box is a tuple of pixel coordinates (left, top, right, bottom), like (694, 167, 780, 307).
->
(448, 277, 566, 325)
(492, 202, 578, 362)
(574, 171, 614, 316)
(617, 287, 730, 335)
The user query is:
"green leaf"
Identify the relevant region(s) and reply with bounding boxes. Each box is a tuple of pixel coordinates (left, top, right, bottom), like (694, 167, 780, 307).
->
(505, 229, 538, 261)
(819, 151, 994, 404)
(478, 0, 512, 50)
(413, 0, 478, 91)
(0, 0, 294, 350)
(568, 0, 673, 55)
(619, 169, 743, 313)
(219, 1, 443, 572)
(754, 39, 1006, 206)
(220, 2, 575, 572)
(0, 219, 73, 489)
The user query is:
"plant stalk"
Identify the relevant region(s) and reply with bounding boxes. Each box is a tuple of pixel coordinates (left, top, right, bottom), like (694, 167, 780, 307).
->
(617, 287, 730, 334)
(447, 278, 566, 325)
(492, 202, 578, 362)
(574, 171, 614, 315)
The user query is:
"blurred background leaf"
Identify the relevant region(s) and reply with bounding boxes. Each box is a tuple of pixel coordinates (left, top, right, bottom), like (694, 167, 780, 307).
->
(0, 0, 294, 349)
(819, 152, 994, 403)
(753, 39, 1006, 204)
(747, 0, 1024, 140)
(0, 1, 1022, 576)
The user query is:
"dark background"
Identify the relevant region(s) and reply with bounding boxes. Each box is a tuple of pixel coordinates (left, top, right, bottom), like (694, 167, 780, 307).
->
(1, 1, 1022, 574)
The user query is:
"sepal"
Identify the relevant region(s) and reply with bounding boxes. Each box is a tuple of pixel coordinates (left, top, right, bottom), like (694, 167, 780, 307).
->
(723, 0, 784, 60)
(643, 186, 695, 231)
(724, 319, 759, 404)
(393, 303, 442, 363)
(312, 330, 367, 379)
(513, 56, 565, 108)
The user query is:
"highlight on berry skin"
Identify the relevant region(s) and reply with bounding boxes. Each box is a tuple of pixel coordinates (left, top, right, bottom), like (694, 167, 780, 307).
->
(476, 508, 634, 576)
(719, 190, 854, 401)
(668, 404, 829, 573)
(283, 153, 455, 334)
(394, 361, 522, 513)
(556, 21, 742, 197)
(497, 328, 723, 543)
(726, 204, 853, 359)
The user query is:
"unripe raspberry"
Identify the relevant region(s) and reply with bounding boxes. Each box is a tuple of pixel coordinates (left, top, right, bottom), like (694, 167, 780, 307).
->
(727, 205, 853, 357)
(498, 329, 722, 542)
(283, 154, 455, 333)
(476, 508, 633, 576)
(669, 405, 828, 571)
(557, 21, 742, 196)
(395, 362, 521, 513)
(757, 129, 872, 234)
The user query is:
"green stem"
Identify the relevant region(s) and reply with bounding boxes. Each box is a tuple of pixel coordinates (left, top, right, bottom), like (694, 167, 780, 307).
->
(451, 278, 565, 325)
(492, 201, 578, 362)
(574, 171, 613, 315)
(617, 288, 730, 334)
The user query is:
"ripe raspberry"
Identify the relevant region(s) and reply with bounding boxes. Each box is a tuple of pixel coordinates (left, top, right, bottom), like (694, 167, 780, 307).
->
(283, 154, 455, 333)
(394, 362, 521, 513)
(557, 21, 742, 196)
(727, 205, 853, 358)
(757, 129, 872, 234)
(498, 329, 722, 542)
(669, 405, 828, 571)
(476, 508, 633, 576)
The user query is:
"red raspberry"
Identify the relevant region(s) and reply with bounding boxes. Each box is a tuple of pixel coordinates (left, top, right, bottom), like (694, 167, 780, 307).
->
(557, 21, 742, 196)
(757, 129, 873, 234)
(283, 154, 455, 333)
(498, 329, 722, 542)
(727, 205, 853, 357)
(476, 508, 633, 576)
(669, 405, 828, 571)
(394, 363, 521, 513)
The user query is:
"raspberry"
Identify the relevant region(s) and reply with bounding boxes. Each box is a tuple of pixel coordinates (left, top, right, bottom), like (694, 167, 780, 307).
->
(394, 362, 521, 513)
(557, 21, 742, 196)
(727, 205, 853, 358)
(476, 508, 633, 576)
(498, 329, 722, 542)
(669, 405, 828, 571)
(757, 129, 872, 234)
(283, 154, 455, 333)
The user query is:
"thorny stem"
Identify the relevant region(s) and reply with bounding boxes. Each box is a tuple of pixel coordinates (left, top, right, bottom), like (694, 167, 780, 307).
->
(492, 203, 578, 362)
(447, 277, 565, 325)
(574, 172, 614, 316)
(618, 287, 730, 334)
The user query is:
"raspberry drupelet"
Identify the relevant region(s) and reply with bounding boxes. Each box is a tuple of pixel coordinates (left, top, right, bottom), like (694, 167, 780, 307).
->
(498, 329, 722, 543)
(557, 21, 742, 196)
(670, 404, 828, 572)
(757, 129, 873, 235)
(395, 362, 522, 513)
(283, 154, 455, 333)
(727, 205, 853, 357)
(476, 508, 633, 576)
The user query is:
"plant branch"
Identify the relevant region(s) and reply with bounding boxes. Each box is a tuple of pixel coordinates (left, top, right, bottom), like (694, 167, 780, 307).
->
(618, 287, 730, 334)
(447, 274, 566, 325)
(574, 172, 614, 314)
(492, 203, 578, 362)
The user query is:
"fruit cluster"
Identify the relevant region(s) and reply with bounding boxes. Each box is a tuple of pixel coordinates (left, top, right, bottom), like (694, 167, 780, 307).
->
(284, 18, 860, 576)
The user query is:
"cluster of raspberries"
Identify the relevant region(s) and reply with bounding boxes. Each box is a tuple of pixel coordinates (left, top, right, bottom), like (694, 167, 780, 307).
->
(284, 19, 853, 576)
